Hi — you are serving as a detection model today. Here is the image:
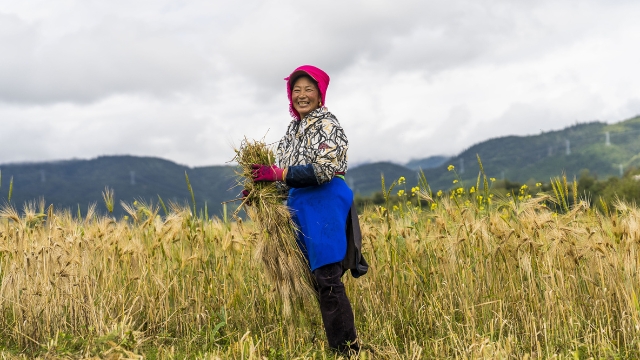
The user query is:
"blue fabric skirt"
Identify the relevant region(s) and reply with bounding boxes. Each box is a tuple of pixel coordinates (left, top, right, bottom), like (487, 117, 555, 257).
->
(288, 178, 353, 271)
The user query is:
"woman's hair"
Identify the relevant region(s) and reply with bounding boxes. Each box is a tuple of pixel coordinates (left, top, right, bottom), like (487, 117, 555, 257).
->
(289, 74, 319, 92)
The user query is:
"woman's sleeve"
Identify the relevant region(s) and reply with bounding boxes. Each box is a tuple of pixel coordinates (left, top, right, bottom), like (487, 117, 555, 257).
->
(285, 118, 348, 187)
(276, 125, 292, 194)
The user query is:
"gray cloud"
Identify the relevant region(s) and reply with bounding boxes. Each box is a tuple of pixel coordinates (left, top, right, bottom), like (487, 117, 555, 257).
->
(0, 14, 208, 104)
(0, 1, 640, 167)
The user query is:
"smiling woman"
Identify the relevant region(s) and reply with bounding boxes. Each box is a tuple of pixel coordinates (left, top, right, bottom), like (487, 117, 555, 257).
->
(245, 65, 367, 355)
(290, 75, 322, 119)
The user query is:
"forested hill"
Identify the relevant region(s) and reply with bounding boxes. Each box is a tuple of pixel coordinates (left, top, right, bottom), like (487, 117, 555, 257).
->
(425, 116, 640, 189)
(1, 115, 640, 216)
(350, 115, 640, 194)
(0, 156, 238, 218)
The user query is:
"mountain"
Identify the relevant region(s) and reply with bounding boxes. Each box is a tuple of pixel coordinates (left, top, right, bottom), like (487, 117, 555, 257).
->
(2, 115, 640, 213)
(405, 155, 450, 171)
(346, 162, 417, 195)
(0, 156, 239, 218)
(347, 115, 640, 195)
(421, 116, 640, 190)
(384, 116, 640, 194)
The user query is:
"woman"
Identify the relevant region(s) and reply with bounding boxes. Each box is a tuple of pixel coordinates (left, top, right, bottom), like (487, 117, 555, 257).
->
(250, 65, 365, 354)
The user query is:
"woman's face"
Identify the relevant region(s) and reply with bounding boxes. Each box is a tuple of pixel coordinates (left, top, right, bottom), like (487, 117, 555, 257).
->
(291, 76, 320, 119)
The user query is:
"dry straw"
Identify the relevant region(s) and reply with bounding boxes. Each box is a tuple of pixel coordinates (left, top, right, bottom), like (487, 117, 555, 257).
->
(233, 138, 315, 315)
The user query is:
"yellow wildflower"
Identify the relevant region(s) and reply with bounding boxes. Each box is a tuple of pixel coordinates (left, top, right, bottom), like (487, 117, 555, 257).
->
(398, 176, 406, 184)
(453, 179, 458, 184)
(469, 186, 475, 194)
(437, 190, 443, 197)
(431, 203, 437, 210)
(456, 187, 464, 194)
(490, 178, 496, 182)
(393, 205, 399, 211)
(397, 189, 405, 196)
(447, 165, 454, 171)
(536, 182, 542, 187)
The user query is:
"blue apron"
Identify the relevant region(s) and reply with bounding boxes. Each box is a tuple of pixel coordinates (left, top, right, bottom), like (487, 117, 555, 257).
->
(288, 178, 353, 271)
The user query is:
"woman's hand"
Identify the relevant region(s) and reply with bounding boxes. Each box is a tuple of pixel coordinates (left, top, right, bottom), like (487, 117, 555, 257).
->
(240, 189, 252, 205)
(251, 164, 285, 182)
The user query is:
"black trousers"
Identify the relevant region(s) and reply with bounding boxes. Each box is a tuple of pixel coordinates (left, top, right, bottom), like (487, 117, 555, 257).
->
(313, 262, 359, 353)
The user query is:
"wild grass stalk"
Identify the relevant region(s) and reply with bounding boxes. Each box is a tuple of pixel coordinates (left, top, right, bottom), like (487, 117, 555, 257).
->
(102, 186, 114, 214)
(7, 176, 13, 202)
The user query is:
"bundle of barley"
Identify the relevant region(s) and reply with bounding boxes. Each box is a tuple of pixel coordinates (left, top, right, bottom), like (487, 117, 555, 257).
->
(233, 138, 315, 315)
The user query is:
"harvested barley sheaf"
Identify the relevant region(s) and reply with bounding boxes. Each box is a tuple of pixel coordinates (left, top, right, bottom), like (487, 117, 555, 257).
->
(233, 139, 314, 315)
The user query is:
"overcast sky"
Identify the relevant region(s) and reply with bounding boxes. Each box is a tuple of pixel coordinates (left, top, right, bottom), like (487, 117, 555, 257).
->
(1, 0, 639, 167)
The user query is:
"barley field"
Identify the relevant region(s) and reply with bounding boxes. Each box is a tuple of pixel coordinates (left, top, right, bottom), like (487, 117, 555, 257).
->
(1, 171, 640, 359)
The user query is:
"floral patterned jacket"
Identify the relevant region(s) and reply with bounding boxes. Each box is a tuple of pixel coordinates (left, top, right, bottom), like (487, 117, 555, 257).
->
(277, 107, 348, 188)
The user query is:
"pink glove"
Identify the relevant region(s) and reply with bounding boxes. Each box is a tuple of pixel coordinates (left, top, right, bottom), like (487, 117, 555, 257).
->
(251, 164, 285, 182)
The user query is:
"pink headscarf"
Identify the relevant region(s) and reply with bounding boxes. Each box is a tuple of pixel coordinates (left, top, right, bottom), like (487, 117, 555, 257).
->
(285, 65, 330, 120)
